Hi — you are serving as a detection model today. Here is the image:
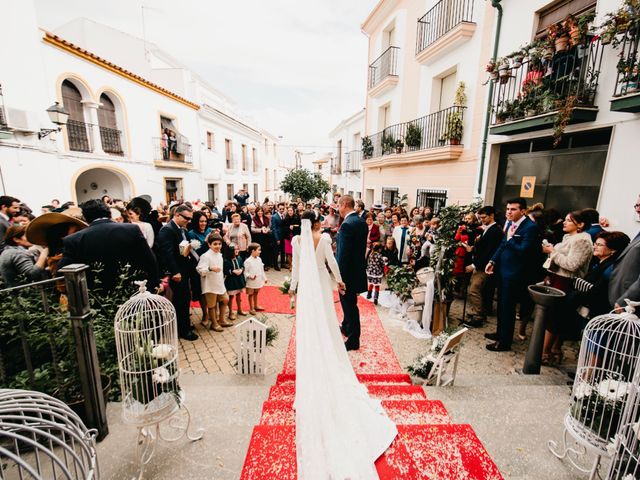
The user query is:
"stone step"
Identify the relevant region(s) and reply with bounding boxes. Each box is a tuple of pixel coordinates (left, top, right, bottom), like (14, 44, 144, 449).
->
(240, 424, 503, 479)
(259, 399, 451, 426)
(267, 383, 427, 402)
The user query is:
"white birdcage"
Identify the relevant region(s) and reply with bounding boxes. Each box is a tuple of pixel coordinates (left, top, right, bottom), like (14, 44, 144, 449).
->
(0, 389, 99, 479)
(550, 301, 640, 479)
(236, 317, 267, 375)
(114, 281, 203, 479)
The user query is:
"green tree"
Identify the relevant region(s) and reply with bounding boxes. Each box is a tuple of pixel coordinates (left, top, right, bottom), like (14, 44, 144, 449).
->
(280, 168, 331, 202)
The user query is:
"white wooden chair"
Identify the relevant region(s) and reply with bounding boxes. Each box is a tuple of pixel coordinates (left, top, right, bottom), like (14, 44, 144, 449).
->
(422, 327, 468, 387)
(236, 317, 267, 375)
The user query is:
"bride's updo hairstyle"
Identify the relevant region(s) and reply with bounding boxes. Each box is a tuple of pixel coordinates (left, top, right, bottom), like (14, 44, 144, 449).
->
(301, 209, 321, 229)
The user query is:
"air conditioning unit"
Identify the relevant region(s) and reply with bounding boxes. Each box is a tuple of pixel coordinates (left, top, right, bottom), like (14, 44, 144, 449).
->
(4, 108, 39, 133)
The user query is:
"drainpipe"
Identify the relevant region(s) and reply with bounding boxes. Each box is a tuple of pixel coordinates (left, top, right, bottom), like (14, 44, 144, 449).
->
(477, 0, 503, 196)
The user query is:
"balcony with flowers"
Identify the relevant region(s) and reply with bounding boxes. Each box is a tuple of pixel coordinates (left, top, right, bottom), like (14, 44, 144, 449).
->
(488, 11, 603, 145)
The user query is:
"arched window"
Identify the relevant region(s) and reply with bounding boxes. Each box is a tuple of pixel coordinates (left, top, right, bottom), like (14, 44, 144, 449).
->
(98, 93, 123, 155)
(62, 80, 90, 152)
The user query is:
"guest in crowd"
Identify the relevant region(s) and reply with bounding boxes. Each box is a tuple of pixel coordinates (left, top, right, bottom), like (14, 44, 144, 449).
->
(224, 243, 246, 321)
(127, 205, 154, 248)
(0, 226, 48, 286)
(375, 212, 388, 240)
(321, 205, 340, 239)
(282, 205, 300, 269)
(225, 213, 252, 260)
(582, 208, 605, 241)
(0, 196, 21, 254)
(271, 203, 286, 271)
(609, 195, 640, 311)
(381, 236, 400, 271)
(234, 188, 250, 207)
(196, 233, 231, 332)
(541, 210, 593, 364)
(251, 207, 273, 270)
(392, 216, 411, 264)
(187, 210, 213, 324)
(244, 243, 267, 315)
(365, 213, 380, 253)
(366, 242, 384, 305)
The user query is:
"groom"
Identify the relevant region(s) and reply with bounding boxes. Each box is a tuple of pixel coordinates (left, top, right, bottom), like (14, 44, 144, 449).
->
(336, 195, 368, 351)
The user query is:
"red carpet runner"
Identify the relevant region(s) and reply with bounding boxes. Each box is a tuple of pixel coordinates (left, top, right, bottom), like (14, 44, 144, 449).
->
(240, 295, 503, 479)
(191, 285, 295, 314)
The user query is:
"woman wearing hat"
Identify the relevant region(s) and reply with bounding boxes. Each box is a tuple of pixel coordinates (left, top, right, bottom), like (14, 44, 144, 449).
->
(0, 225, 49, 286)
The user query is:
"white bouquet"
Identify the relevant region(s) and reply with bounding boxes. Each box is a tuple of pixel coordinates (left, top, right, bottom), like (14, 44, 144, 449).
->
(189, 239, 202, 251)
(178, 240, 190, 256)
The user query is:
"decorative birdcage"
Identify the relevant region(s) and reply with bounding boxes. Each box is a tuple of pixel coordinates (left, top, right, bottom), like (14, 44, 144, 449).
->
(549, 301, 640, 479)
(114, 281, 203, 478)
(236, 317, 267, 375)
(0, 388, 99, 479)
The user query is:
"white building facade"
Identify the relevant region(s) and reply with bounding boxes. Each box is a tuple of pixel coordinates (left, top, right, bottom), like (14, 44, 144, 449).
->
(328, 109, 365, 199)
(0, 2, 282, 210)
(480, 0, 640, 237)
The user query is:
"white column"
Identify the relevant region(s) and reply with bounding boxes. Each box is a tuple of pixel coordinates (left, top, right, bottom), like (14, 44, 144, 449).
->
(82, 100, 104, 155)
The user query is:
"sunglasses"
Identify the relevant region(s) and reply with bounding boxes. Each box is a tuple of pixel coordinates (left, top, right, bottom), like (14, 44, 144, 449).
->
(179, 214, 193, 221)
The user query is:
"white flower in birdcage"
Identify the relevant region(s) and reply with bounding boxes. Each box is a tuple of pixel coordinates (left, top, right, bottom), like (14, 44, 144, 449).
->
(598, 379, 631, 402)
(606, 433, 622, 456)
(152, 367, 171, 384)
(622, 474, 637, 480)
(574, 382, 593, 400)
(632, 422, 640, 438)
(152, 344, 173, 360)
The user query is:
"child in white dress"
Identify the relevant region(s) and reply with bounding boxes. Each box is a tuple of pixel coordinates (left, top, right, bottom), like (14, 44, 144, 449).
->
(244, 243, 267, 315)
(196, 233, 230, 332)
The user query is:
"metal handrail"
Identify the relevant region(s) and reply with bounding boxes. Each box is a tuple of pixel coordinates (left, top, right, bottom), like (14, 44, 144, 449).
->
(613, 23, 640, 98)
(416, 0, 475, 54)
(66, 119, 92, 152)
(99, 125, 124, 155)
(153, 137, 193, 164)
(368, 46, 400, 89)
(345, 150, 362, 172)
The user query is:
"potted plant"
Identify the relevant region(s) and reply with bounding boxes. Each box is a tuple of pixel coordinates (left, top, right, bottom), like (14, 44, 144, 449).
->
(441, 111, 463, 145)
(570, 12, 596, 46)
(454, 81, 467, 107)
(395, 139, 404, 154)
(498, 58, 511, 82)
(486, 59, 499, 81)
(381, 132, 396, 155)
(361, 136, 373, 159)
(509, 49, 525, 68)
(548, 21, 571, 52)
(404, 122, 422, 149)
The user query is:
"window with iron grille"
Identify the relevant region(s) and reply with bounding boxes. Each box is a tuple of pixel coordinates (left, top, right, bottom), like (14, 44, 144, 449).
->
(382, 187, 399, 206)
(207, 131, 214, 150)
(207, 183, 217, 203)
(416, 188, 448, 214)
(252, 147, 258, 172)
(225, 139, 233, 169)
(227, 184, 234, 200)
(242, 144, 248, 171)
(254, 184, 259, 202)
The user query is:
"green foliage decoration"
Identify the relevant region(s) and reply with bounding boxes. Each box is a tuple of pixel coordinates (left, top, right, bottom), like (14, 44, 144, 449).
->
(280, 168, 331, 202)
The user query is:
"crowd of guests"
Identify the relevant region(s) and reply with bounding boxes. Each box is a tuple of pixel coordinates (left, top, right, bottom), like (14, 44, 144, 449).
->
(1, 190, 639, 359)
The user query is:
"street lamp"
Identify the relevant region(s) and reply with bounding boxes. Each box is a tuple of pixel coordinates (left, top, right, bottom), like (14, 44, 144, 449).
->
(38, 102, 69, 139)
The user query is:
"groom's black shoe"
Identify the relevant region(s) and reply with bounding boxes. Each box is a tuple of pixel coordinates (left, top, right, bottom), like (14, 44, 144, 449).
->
(344, 341, 359, 351)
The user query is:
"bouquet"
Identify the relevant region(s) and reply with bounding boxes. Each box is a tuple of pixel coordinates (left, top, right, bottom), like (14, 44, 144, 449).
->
(279, 276, 295, 309)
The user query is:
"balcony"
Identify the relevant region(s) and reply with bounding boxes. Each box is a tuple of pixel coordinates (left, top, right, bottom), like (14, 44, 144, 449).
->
(362, 106, 465, 168)
(368, 46, 399, 97)
(0, 85, 6, 128)
(99, 126, 124, 155)
(345, 150, 362, 173)
(153, 137, 192, 168)
(489, 36, 603, 136)
(415, 0, 476, 65)
(611, 23, 640, 113)
(66, 119, 92, 152)
(331, 159, 342, 175)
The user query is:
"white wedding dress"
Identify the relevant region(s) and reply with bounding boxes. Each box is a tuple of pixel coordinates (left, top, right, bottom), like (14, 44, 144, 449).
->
(291, 220, 397, 480)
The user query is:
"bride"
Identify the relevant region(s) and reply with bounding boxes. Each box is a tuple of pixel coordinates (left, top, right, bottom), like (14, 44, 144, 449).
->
(289, 211, 397, 479)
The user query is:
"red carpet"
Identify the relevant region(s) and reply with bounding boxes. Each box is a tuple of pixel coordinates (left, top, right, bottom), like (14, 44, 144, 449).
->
(191, 285, 295, 314)
(240, 291, 503, 479)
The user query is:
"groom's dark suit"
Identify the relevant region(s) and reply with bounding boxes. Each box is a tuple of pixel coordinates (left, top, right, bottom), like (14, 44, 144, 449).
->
(336, 211, 368, 350)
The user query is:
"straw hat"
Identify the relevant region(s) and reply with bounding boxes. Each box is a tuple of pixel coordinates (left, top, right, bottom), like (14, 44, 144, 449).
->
(26, 212, 88, 246)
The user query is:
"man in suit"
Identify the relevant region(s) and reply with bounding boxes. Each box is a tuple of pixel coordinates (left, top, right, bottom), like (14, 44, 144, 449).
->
(609, 195, 640, 310)
(355, 200, 368, 218)
(0, 196, 20, 254)
(157, 204, 199, 341)
(58, 199, 160, 292)
(270, 202, 286, 271)
(336, 195, 368, 351)
(464, 206, 503, 328)
(485, 198, 540, 351)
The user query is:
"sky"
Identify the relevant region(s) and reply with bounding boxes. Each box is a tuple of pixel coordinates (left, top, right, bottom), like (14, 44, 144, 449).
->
(34, 0, 377, 165)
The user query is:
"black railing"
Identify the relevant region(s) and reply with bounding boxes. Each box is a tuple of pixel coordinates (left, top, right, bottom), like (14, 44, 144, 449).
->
(331, 158, 342, 175)
(153, 137, 193, 164)
(613, 23, 640, 97)
(368, 46, 400, 89)
(0, 84, 6, 127)
(490, 36, 603, 125)
(99, 126, 123, 155)
(416, 0, 475, 54)
(365, 106, 465, 160)
(66, 119, 91, 152)
(416, 188, 448, 213)
(345, 150, 362, 172)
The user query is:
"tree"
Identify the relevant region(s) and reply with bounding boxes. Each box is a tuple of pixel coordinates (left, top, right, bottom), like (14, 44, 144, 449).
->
(280, 169, 331, 202)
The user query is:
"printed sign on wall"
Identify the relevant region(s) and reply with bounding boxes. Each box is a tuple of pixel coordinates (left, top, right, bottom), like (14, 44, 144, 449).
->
(520, 176, 536, 198)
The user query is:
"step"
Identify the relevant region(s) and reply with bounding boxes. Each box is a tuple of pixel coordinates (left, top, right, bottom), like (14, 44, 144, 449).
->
(275, 373, 412, 386)
(260, 399, 450, 426)
(267, 383, 426, 402)
(240, 424, 502, 479)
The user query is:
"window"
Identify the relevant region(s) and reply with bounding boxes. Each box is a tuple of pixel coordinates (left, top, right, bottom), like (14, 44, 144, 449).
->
(97, 93, 123, 155)
(62, 80, 90, 152)
(207, 183, 218, 203)
(382, 187, 399, 206)
(378, 104, 391, 130)
(416, 188, 448, 214)
(206, 131, 214, 150)
(353, 132, 361, 152)
(243, 183, 249, 193)
(273, 170, 277, 191)
(164, 178, 183, 204)
(254, 184, 259, 202)
(438, 72, 457, 111)
(252, 147, 258, 172)
(227, 184, 234, 200)
(242, 144, 248, 171)
(225, 139, 233, 169)
(336, 140, 342, 174)
(264, 138, 268, 154)
(536, 0, 596, 36)
(264, 168, 269, 190)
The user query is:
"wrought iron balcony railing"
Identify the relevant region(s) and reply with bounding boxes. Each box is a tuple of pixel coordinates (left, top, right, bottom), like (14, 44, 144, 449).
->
(416, 0, 475, 54)
(368, 46, 400, 89)
(331, 159, 342, 175)
(363, 106, 466, 160)
(0, 85, 6, 127)
(490, 36, 603, 126)
(613, 23, 640, 98)
(66, 119, 92, 152)
(345, 150, 362, 172)
(99, 126, 124, 155)
(153, 137, 192, 164)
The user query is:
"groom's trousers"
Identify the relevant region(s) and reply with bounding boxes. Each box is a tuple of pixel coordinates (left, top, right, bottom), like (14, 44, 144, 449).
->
(340, 290, 361, 348)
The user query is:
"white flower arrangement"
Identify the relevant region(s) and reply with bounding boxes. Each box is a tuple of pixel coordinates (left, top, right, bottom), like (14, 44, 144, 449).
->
(606, 433, 622, 456)
(622, 474, 637, 480)
(189, 239, 202, 251)
(632, 421, 640, 438)
(574, 382, 593, 399)
(152, 344, 174, 360)
(152, 367, 171, 384)
(598, 379, 631, 402)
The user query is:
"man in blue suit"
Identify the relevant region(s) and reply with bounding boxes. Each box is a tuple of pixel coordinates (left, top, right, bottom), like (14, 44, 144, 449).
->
(336, 195, 368, 351)
(485, 197, 540, 351)
(270, 202, 286, 271)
